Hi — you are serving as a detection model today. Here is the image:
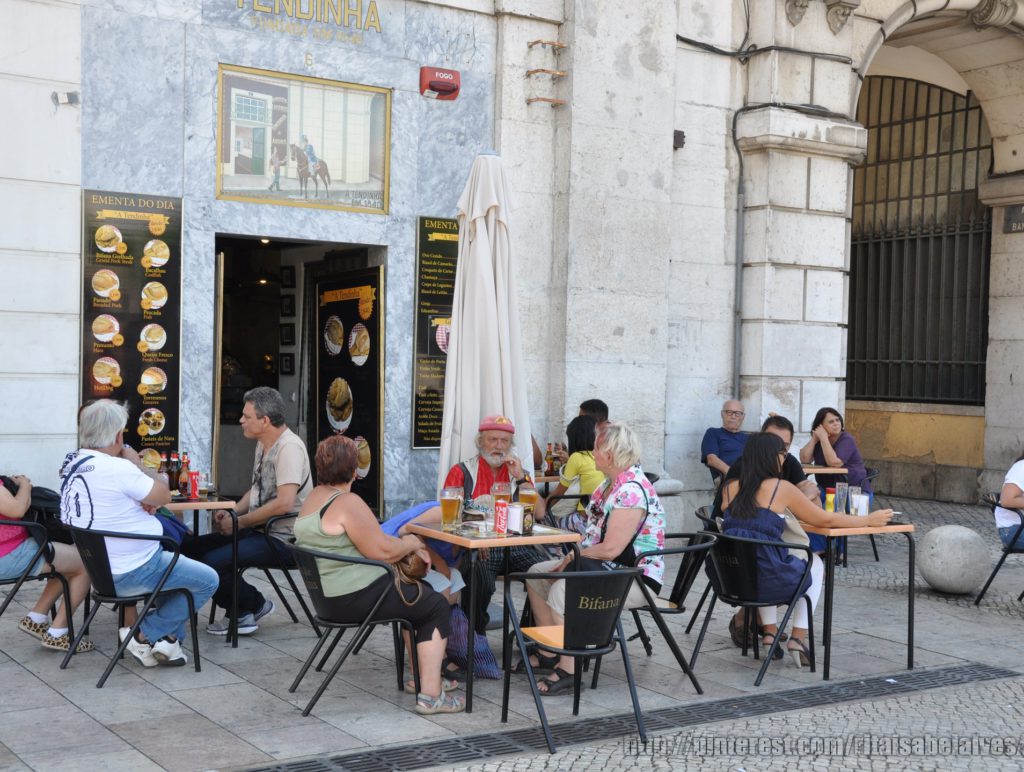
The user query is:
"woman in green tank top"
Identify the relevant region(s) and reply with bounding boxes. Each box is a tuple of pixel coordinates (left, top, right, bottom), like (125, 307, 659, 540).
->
(295, 436, 464, 715)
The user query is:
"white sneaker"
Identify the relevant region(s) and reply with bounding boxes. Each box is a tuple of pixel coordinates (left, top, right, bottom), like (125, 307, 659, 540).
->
(151, 637, 188, 667)
(119, 627, 158, 668)
(207, 613, 259, 636)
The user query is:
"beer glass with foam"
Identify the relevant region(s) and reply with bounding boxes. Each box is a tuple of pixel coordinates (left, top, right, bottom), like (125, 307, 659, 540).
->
(440, 487, 464, 532)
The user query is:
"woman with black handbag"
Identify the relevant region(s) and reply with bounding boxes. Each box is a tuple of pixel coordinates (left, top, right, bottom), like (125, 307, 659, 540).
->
(0, 474, 94, 653)
(521, 421, 665, 695)
(295, 436, 464, 715)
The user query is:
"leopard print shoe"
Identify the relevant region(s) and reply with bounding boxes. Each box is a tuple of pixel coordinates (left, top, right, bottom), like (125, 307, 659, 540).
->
(17, 616, 48, 640)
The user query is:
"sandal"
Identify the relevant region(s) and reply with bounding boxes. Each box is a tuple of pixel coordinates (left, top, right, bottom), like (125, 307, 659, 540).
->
(404, 675, 459, 694)
(415, 691, 466, 715)
(537, 666, 576, 696)
(442, 657, 467, 680)
(758, 625, 787, 643)
(513, 652, 558, 675)
(760, 632, 784, 661)
(788, 637, 811, 668)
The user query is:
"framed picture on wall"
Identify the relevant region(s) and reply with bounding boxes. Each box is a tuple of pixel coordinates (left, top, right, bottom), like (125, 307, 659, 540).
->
(215, 64, 392, 214)
(280, 323, 295, 346)
(280, 353, 295, 375)
(280, 265, 296, 289)
(281, 294, 296, 318)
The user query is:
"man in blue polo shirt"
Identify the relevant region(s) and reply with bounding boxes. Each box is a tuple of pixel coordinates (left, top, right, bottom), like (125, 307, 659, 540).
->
(700, 399, 748, 484)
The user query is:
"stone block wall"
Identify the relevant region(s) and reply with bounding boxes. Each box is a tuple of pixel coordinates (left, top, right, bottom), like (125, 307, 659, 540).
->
(0, 0, 82, 487)
(664, 0, 742, 490)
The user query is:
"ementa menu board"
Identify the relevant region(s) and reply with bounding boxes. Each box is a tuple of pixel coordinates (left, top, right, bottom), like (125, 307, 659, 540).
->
(412, 216, 458, 448)
(81, 190, 181, 463)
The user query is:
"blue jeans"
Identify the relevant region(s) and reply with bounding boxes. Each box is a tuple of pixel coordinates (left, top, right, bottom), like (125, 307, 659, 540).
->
(0, 537, 44, 581)
(998, 525, 1024, 550)
(113, 550, 219, 642)
(183, 530, 293, 617)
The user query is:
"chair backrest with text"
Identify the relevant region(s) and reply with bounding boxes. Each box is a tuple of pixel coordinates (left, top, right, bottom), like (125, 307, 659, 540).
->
(561, 568, 639, 651)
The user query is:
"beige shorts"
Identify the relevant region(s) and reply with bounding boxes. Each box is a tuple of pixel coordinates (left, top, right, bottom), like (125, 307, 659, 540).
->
(524, 558, 651, 618)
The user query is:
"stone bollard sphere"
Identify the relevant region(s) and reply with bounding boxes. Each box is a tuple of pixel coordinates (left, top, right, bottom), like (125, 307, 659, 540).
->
(917, 525, 991, 595)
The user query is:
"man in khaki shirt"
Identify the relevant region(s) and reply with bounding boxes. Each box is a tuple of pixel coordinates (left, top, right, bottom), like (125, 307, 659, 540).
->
(184, 387, 312, 636)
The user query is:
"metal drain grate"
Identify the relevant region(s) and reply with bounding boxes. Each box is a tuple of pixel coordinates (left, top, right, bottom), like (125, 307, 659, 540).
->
(239, 663, 1019, 772)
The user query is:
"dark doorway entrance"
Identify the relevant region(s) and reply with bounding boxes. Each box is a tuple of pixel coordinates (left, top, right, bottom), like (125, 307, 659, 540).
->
(212, 235, 379, 499)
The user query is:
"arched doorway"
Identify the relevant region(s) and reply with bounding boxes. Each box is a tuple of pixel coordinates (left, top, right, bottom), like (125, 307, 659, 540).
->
(845, 75, 993, 499)
(848, 76, 992, 405)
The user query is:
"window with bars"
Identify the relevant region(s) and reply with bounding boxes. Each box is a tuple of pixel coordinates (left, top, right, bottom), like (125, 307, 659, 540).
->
(846, 76, 992, 406)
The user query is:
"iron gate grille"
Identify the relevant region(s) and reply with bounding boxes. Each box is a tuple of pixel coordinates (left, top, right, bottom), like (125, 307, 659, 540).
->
(847, 76, 992, 405)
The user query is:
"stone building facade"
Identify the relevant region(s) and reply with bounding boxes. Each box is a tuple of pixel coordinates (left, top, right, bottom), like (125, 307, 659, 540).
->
(2, 0, 1023, 514)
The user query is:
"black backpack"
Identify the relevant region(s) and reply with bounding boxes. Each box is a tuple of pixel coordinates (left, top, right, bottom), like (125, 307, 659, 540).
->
(0, 476, 71, 545)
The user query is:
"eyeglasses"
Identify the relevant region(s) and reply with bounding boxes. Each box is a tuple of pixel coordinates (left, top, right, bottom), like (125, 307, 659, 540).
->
(722, 410, 745, 418)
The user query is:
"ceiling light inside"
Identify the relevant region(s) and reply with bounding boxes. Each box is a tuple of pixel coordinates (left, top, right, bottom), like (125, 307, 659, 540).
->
(260, 238, 270, 244)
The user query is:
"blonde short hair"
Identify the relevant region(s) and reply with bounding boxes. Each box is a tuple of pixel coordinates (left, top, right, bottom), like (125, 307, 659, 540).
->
(596, 421, 641, 470)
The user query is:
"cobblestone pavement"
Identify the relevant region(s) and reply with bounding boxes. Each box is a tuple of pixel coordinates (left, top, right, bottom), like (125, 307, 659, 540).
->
(435, 676, 1024, 772)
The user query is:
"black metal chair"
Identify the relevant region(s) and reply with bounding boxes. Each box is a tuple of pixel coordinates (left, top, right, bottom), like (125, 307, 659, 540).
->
(0, 520, 76, 640)
(684, 507, 719, 636)
(240, 515, 321, 633)
(974, 492, 1024, 606)
(689, 532, 815, 686)
(501, 567, 645, 754)
(287, 543, 420, 716)
(541, 494, 590, 523)
(63, 525, 202, 687)
(208, 512, 322, 646)
(863, 467, 881, 562)
(626, 532, 716, 688)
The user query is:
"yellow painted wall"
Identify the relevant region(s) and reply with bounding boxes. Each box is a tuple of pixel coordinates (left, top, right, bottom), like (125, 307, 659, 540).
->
(845, 408, 984, 468)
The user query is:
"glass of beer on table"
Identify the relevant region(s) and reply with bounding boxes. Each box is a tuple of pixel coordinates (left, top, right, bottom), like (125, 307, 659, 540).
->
(440, 487, 464, 532)
(491, 482, 512, 513)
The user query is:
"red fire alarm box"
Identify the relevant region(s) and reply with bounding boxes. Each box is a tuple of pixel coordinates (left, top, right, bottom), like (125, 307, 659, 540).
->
(420, 66, 460, 100)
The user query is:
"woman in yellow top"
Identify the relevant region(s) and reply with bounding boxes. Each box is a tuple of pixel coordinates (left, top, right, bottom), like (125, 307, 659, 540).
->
(547, 415, 605, 513)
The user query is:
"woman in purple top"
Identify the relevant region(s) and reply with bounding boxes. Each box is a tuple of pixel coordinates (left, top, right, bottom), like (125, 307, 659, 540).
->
(798, 407, 871, 493)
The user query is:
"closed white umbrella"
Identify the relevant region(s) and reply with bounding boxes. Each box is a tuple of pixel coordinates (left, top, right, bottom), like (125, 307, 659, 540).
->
(437, 154, 532, 492)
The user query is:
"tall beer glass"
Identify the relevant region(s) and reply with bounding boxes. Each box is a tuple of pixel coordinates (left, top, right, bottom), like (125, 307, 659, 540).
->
(440, 487, 464, 532)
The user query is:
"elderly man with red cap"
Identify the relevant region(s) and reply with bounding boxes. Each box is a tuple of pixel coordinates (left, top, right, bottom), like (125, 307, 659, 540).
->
(441, 414, 547, 630)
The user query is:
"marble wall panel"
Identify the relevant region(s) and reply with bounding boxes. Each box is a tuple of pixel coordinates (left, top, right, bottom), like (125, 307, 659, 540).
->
(82, 7, 186, 197)
(81, 0, 496, 510)
(85, 0, 202, 24)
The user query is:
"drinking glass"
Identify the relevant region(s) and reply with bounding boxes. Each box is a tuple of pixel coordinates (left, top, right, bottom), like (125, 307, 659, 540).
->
(440, 487, 464, 532)
(835, 482, 849, 514)
(518, 484, 538, 533)
(491, 482, 512, 513)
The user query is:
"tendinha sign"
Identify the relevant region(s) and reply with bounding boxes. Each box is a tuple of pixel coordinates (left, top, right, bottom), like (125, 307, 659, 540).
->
(235, 0, 382, 34)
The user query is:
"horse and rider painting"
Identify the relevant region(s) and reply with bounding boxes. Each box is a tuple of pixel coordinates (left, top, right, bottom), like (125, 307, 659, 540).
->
(290, 136, 331, 199)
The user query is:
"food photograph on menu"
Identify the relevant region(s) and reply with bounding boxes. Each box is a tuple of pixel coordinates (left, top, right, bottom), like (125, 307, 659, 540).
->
(315, 268, 383, 514)
(81, 190, 182, 454)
